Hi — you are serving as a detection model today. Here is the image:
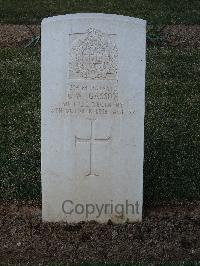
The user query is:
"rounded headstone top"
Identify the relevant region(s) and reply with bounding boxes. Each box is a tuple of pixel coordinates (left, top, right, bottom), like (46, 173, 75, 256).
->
(42, 13, 146, 26)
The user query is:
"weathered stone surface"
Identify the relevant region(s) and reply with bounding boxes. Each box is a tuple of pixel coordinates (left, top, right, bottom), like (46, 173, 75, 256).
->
(41, 13, 146, 223)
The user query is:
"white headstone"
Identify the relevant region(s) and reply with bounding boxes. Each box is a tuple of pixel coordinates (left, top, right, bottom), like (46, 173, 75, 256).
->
(41, 13, 146, 223)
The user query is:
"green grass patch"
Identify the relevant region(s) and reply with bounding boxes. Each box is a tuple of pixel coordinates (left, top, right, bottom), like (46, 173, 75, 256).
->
(0, 47, 199, 202)
(145, 47, 200, 203)
(0, 48, 40, 200)
(0, 0, 200, 25)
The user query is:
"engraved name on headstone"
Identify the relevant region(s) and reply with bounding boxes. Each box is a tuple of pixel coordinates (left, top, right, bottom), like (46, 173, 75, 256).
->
(42, 13, 146, 223)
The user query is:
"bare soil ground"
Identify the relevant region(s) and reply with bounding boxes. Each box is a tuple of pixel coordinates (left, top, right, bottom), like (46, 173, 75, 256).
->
(0, 24, 40, 48)
(1, 201, 200, 265)
(161, 25, 200, 47)
(0, 24, 200, 48)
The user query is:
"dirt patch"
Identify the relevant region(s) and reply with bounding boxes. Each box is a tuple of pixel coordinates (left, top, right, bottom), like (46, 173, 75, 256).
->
(0, 24, 40, 48)
(161, 25, 200, 47)
(1, 201, 200, 265)
(0, 24, 200, 48)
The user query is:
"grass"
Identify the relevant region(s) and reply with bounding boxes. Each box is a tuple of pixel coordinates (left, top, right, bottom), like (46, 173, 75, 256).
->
(0, 2, 199, 264)
(0, 0, 200, 25)
(0, 49, 40, 200)
(145, 47, 200, 203)
(0, 46, 199, 202)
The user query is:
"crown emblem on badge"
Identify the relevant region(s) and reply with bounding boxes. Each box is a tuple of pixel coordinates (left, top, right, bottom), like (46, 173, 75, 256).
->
(69, 28, 118, 80)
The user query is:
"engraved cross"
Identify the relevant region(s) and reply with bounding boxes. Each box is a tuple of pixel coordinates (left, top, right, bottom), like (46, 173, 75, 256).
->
(75, 120, 111, 176)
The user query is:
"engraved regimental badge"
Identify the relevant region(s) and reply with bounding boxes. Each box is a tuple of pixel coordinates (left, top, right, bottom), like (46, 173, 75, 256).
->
(69, 28, 118, 80)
